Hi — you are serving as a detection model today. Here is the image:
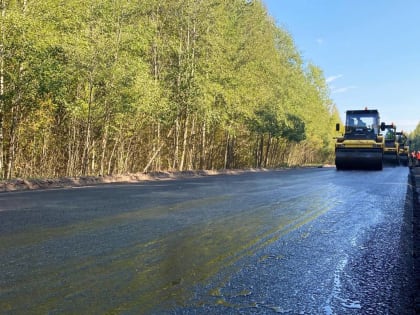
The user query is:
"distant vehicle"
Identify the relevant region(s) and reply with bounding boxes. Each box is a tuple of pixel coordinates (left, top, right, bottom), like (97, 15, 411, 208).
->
(335, 108, 385, 170)
(383, 124, 400, 165)
(396, 131, 409, 166)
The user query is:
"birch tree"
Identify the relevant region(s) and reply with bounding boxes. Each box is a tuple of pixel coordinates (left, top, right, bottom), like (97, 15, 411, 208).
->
(0, 0, 5, 178)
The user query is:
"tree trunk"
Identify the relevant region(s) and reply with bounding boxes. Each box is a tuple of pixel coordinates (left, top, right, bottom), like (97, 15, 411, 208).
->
(100, 122, 108, 176)
(66, 121, 78, 176)
(179, 115, 189, 171)
(257, 134, 264, 167)
(0, 0, 4, 178)
(173, 118, 180, 170)
(200, 120, 206, 169)
(156, 122, 161, 170)
(123, 137, 133, 173)
(107, 137, 118, 175)
(81, 80, 94, 175)
(6, 122, 16, 179)
(224, 132, 235, 169)
(263, 134, 271, 167)
(91, 139, 96, 174)
(188, 115, 196, 170)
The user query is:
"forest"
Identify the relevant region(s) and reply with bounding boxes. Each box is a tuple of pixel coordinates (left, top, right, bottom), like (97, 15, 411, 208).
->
(0, 0, 341, 180)
(409, 123, 420, 153)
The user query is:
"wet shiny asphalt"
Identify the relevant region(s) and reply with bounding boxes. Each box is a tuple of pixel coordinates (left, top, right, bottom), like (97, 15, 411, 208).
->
(0, 167, 414, 314)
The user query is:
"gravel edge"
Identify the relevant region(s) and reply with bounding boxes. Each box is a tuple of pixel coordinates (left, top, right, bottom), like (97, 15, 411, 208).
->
(0, 168, 295, 193)
(410, 166, 420, 314)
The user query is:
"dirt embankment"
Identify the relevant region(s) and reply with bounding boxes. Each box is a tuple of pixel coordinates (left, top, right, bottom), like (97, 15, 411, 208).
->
(0, 169, 276, 193)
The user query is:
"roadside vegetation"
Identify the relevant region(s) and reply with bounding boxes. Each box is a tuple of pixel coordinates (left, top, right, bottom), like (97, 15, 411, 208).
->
(0, 0, 341, 180)
(409, 123, 420, 152)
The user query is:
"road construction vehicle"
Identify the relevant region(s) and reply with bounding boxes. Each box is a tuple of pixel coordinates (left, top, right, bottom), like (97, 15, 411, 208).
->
(383, 124, 400, 165)
(396, 131, 409, 166)
(335, 109, 385, 170)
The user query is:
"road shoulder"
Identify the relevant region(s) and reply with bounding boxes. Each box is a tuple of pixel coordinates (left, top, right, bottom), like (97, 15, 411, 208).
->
(410, 166, 420, 314)
(0, 169, 283, 192)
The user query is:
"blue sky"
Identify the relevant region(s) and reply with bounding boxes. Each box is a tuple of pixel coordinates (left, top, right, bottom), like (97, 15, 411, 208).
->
(262, 0, 420, 133)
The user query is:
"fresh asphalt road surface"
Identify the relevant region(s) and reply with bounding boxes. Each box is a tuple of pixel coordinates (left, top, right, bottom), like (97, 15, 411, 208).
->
(0, 167, 414, 314)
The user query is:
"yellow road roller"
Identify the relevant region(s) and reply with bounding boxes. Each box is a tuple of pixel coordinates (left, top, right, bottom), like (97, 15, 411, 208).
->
(335, 109, 385, 170)
(396, 131, 409, 166)
(383, 124, 400, 165)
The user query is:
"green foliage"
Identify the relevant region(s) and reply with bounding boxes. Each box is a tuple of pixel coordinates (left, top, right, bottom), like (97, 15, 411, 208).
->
(0, 0, 340, 179)
(281, 114, 306, 143)
(409, 122, 420, 152)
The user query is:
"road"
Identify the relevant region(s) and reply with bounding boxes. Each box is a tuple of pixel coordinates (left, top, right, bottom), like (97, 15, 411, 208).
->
(0, 167, 414, 314)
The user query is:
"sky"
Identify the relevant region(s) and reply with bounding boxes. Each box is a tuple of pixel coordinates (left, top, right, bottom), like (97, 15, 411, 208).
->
(262, 0, 420, 133)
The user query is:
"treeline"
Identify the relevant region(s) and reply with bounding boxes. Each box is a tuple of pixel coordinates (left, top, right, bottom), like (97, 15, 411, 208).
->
(410, 123, 420, 152)
(0, 0, 340, 180)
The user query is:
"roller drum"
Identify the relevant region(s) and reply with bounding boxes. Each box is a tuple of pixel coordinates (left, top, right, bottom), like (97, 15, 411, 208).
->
(335, 148, 383, 170)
